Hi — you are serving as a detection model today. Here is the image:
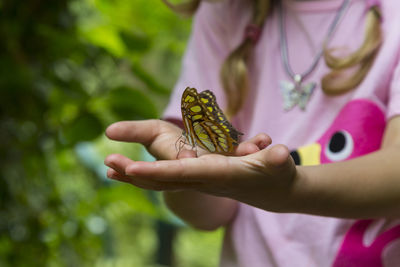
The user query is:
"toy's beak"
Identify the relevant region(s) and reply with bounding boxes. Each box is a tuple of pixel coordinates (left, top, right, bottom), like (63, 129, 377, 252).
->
(290, 143, 321, 166)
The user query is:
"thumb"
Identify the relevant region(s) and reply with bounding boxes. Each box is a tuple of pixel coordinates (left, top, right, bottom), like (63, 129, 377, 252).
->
(245, 144, 294, 172)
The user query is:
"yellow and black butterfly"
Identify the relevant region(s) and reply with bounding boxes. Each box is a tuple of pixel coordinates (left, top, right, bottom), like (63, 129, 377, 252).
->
(180, 87, 243, 154)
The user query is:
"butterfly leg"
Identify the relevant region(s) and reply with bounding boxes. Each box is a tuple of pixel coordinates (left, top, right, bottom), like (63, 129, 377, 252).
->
(175, 135, 183, 153)
(176, 135, 192, 159)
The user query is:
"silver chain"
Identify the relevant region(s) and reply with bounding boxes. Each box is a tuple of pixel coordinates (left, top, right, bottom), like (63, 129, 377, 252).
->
(278, 0, 351, 82)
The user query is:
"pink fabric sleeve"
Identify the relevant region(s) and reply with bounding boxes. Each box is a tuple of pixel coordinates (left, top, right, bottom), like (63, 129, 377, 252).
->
(162, 1, 232, 121)
(387, 59, 400, 119)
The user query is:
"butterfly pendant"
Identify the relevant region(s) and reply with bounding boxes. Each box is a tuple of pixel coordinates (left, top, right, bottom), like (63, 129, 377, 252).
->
(280, 79, 316, 111)
(179, 87, 243, 155)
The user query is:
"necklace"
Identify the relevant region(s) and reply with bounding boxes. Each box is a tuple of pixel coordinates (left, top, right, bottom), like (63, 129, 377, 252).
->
(278, 0, 350, 111)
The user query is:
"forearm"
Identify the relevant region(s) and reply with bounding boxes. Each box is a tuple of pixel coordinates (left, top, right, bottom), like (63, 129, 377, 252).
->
(291, 145, 400, 218)
(163, 191, 238, 231)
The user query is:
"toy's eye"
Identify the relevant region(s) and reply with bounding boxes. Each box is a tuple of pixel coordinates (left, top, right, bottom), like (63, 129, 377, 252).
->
(290, 150, 300, 165)
(325, 130, 354, 162)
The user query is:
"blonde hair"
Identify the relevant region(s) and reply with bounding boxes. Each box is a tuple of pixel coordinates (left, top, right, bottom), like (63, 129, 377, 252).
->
(164, 0, 383, 117)
(322, 5, 382, 95)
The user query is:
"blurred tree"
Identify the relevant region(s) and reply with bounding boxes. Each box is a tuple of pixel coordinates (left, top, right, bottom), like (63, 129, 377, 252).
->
(0, 0, 222, 266)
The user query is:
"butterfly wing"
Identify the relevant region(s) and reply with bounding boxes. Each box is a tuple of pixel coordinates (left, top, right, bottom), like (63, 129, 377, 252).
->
(199, 120, 234, 153)
(199, 90, 243, 143)
(298, 82, 316, 110)
(280, 80, 300, 111)
(181, 87, 201, 148)
(191, 120, 217, 152)
(180, 87, 243, 154)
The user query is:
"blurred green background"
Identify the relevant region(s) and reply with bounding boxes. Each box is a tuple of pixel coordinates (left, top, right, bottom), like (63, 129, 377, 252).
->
(0, 0, 223, 266)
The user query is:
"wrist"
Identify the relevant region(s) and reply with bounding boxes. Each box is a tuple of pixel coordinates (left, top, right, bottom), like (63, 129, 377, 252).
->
(283, 165, 315, 214)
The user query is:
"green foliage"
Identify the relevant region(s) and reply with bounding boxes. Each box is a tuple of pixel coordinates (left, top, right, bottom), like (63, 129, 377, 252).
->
(107, 86, 158, 120)
(174, 228, 224, 267)
(0, 0, 222, 266)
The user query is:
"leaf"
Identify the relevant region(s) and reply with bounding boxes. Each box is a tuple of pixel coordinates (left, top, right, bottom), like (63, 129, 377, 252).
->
(98, 185, 159, 218)
(61, 112, 103, 145)
(130, 62, 170, 95)
(81, 25, 126, 57)
(119, 30, 151, 53)
(108, 86, 158, 120)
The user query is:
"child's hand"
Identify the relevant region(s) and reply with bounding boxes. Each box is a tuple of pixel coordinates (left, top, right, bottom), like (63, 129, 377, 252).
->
(105, 120, 299, 212)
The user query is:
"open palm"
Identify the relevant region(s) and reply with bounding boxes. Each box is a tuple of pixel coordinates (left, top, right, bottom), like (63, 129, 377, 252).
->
(104, 119, 299, 212)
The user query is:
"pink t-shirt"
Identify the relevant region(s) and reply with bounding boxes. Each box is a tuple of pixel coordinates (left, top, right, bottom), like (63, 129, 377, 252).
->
(163, 0, 400, 266)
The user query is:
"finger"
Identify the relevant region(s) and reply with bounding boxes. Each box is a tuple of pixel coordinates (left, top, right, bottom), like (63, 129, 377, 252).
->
(105, 120, 179, 146)
(104, 153, 136, 175)
(127, 178, 202, 191)
(108, 167, 200, 191)
(127, 148, 198, 191)
(107, 168, 132, 183)
(106, 150, 202, 190)
(106, 120, 184, 160)
(243, 144, 292, 171)
(236, 133, 272, 156)
(267, 144, 291, 167)
(124, 155, 233, 183)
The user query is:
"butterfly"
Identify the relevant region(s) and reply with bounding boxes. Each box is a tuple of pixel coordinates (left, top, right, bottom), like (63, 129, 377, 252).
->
(280, 80, 316, 111)
(179, 87, 243, 155)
